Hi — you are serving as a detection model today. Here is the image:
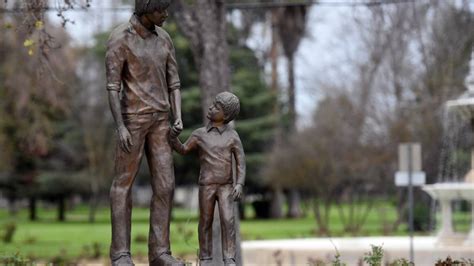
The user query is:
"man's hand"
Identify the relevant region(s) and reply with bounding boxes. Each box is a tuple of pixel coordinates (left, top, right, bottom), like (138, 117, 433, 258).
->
(170, 118, 183, 138)
(118, 125, 133, 153)
(232, 184, 243, 201)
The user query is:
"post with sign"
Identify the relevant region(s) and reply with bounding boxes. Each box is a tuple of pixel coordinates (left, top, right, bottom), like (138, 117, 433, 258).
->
(395, 143, 425, 263)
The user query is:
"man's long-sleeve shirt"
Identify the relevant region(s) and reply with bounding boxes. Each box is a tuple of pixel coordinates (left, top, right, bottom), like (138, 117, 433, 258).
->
(171, 124, 246, 186)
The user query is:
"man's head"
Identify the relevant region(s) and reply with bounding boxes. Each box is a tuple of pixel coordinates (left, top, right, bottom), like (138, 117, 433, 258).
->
(135, 0, 170, 27)
(207, 92, 240, 124)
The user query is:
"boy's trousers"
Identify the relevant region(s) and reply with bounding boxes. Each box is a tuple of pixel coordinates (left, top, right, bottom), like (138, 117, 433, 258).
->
(109, 111, 175, 263)
(198, 183, 236, 261)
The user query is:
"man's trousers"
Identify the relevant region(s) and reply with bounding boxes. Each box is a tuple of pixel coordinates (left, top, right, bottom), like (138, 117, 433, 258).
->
(109, 112, 175, 263)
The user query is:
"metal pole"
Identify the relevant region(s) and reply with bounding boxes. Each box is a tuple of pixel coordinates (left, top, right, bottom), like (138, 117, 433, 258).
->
(408, 144, 414, 262)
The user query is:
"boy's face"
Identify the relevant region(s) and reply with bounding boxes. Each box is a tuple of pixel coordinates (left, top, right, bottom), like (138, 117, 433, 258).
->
(207, 102, 225, 123)
(144, 8, 168, 27)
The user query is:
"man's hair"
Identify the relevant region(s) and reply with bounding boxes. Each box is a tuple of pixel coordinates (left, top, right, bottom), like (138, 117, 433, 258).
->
(215, 92, 240, 124)
(135, 0, 170, 16)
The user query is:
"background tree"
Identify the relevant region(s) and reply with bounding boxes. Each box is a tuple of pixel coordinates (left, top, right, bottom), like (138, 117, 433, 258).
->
(73, 32, 116, 223)
(0, 1, 81, 220)
(275, 5, 308, 219)
(268, 1, 473, 235)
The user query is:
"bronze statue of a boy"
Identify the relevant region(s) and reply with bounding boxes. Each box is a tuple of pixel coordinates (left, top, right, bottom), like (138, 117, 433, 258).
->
(105, 0, 184, 265)
(170, 92, 246, 266)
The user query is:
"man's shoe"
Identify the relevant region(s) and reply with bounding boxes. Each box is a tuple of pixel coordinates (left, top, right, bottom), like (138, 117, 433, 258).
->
(111, 254, 134, 266)
(224, 258, 236, 266)
(150, 253, 186, 266)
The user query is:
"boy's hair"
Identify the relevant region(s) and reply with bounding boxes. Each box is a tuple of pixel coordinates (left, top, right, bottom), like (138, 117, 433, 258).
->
(135, 0, 170, 16)
(215, 92, 240, 124)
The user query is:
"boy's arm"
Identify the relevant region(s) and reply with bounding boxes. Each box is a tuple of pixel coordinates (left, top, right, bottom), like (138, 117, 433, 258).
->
(170, 134, 198, 155)
(232, 135, 246, 186)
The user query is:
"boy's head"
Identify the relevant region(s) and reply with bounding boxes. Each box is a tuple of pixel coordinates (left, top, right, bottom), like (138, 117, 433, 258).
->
(135, 0, 170, 26)
(208, 92, 240, 124)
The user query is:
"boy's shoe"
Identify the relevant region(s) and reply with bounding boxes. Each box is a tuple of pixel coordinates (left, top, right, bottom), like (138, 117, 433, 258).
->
(150, 253, 186, 266)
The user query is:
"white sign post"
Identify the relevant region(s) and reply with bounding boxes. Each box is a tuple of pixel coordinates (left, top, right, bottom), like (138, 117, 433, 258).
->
(396, 143, 425, 263)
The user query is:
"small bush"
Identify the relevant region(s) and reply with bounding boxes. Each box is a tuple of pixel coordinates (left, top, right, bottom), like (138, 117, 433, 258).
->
(435, 256, 474, 266)
(134, 233, 147, 243)
(176, 223, 194, 245)
(80, 242, 102, 259)
(412, 203, 430, 232)
(48, 249, 73, 265)
(363, 245, 384, 266)
(307, 257, 325, 266)
(2, 222, 17, 243)
(331, 251, 346, 266)
(0, 252, 32, 266)
(22, 236, 37, 245)
(390, 258, 414, 266)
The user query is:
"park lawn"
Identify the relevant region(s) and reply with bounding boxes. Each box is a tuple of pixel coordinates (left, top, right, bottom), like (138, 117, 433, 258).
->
(0, 202, 470, 261)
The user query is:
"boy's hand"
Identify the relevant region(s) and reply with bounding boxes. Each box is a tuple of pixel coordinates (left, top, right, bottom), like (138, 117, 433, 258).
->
(170, 118, 183, 138)
(232, 184, 243, 201)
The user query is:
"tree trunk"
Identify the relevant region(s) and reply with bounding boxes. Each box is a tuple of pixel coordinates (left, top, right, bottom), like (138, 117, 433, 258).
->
(7, 196, 17, 216)
(270, 187, 284, 219)
(88, 173, 99, 223)
(173, 0, 230, 117)
(29, 197, 37, 221)
(287, 54, 296, 132)
(58, 197, 65, 221)
(88, 195, 98, 223)
(287, 188, 302, 218)
(270, 9, 280, 114)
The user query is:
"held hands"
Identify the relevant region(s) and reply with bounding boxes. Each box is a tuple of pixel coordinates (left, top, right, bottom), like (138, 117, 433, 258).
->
(118, 125, 133, 153)
(170, 118, 183, 138)
(232, 184, 243, 201)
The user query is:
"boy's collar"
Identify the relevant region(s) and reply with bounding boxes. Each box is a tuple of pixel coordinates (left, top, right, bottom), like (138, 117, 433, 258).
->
(206, 123, 229, 134)
(130, 14, 157, 39)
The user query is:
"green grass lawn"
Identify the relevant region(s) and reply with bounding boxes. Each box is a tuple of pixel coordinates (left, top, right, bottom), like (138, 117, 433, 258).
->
(0, 202, 471, 261)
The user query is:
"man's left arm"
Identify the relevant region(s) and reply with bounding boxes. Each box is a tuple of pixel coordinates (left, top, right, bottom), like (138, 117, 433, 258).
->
(170, 90, 182, 138)
(167, 37, 182, 138)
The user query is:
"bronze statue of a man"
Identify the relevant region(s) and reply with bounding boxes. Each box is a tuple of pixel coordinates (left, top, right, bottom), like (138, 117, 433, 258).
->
(105, 0, 184, 265)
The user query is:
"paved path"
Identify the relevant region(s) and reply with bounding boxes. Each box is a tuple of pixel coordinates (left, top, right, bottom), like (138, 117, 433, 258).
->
(242, 236, 474, 265)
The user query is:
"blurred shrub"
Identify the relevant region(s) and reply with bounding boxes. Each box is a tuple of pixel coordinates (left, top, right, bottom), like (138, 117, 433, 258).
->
(363, 245, 384, 266)
(0, 252, 32, 266)
(80, 242, 102, 259)
(48, 249, 72, 265)
(412, 203, 430, 232)
(22, 236, 37, 245)
(389, 258, 413, 266)
(436, 256, 461, 266)
(176, 222, 195, 247)
(134, 233, 147, 243)
(2, 222, 17, 243)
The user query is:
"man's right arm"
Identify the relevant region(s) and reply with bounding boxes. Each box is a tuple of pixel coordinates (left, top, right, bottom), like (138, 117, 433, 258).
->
(105, 36, 133, 153)
(108, 91, 133, 153)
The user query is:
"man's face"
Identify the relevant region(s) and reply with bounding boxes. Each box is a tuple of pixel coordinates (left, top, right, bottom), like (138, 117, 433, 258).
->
(144, 8, 168, 27)
(207, 102, 225, 123)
